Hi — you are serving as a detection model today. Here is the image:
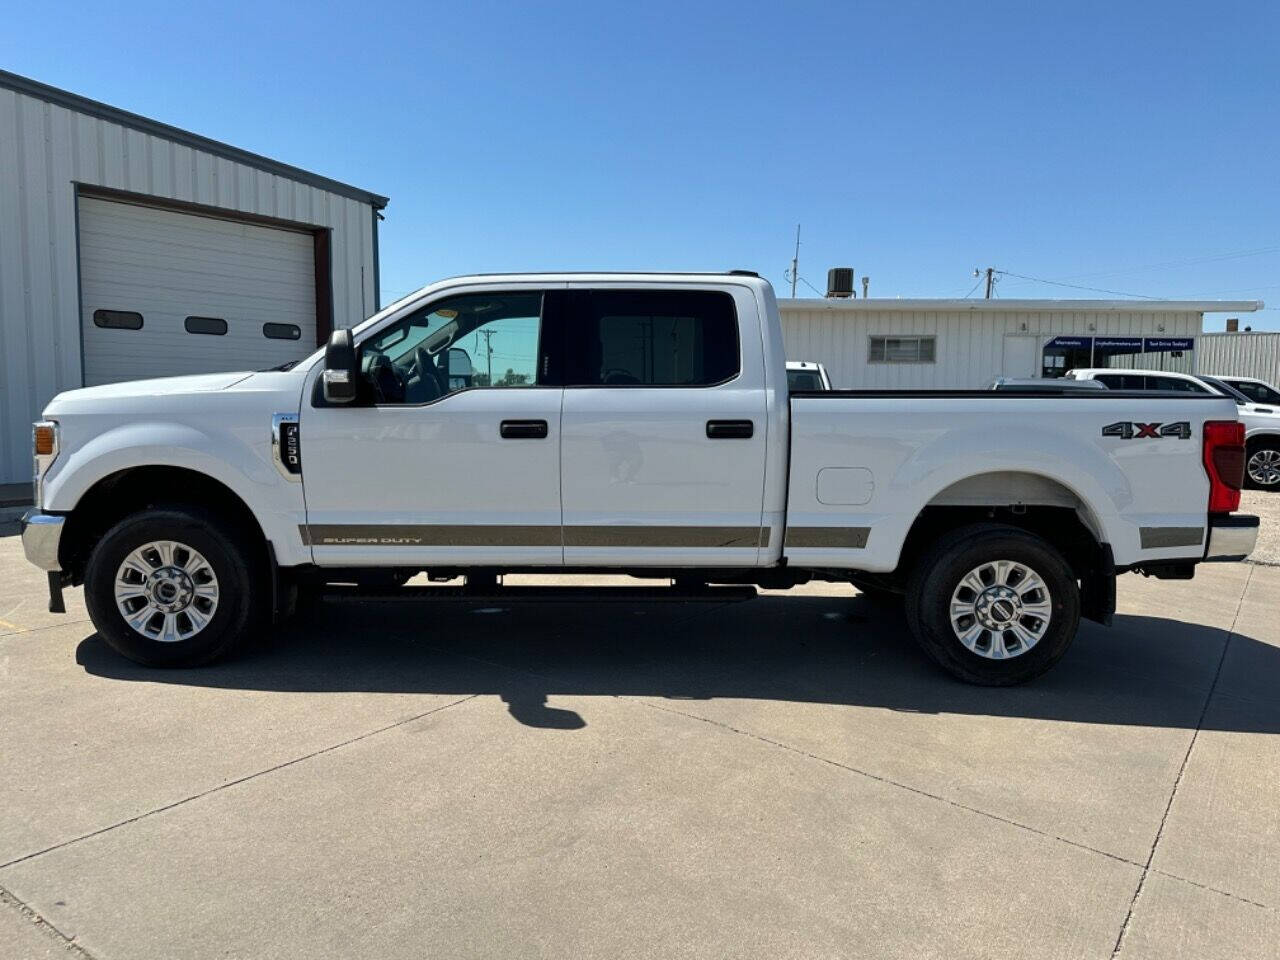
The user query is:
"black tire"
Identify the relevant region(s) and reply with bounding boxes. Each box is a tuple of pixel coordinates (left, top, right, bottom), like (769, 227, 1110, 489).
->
(1245, 438, 1280, 490)
(84, 507, 265, 667)
(905, 524, 1080, 685)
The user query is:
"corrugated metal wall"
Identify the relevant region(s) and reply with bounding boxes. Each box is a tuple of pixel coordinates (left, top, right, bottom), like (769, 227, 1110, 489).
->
(0, 84, 380, 483)
(1195, 332, 1280, 384)
(778, 305, 1202, 389)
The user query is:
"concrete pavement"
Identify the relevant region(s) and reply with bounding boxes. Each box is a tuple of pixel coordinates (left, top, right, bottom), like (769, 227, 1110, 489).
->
(1, 526, 1276, 958)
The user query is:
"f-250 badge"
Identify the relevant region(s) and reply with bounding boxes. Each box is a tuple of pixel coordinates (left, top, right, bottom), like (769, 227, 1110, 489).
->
(1101, 421, 1191, 440)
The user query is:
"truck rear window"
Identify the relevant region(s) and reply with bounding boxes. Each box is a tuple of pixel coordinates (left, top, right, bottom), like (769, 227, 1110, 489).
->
(569, 290, 739, 387)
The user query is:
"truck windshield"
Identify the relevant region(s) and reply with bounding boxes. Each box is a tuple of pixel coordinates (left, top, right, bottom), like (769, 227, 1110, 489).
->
(1198, 376, 1250, 404)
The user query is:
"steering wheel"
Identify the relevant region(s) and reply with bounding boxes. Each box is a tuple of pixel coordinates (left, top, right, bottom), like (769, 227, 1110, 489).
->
(414, 347, 446, 401)
(365, 352, 406, 404)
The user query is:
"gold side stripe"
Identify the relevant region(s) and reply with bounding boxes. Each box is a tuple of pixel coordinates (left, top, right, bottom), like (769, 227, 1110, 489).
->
(1139, 526, 1204, 549)
(300, 525, 771, 549)
(565, 526, 767, 548)
(300, 525, 560, 547)
(784, 527, 871, 549)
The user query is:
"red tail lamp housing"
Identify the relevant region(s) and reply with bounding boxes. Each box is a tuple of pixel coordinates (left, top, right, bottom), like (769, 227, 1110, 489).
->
(1203, 420, 1245, 513)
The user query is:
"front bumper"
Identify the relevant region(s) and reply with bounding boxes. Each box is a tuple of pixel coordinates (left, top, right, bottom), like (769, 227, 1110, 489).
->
(21, 510, 64, 571)
(21, 511, 67, 613)
(1205, 514, 1259, 562)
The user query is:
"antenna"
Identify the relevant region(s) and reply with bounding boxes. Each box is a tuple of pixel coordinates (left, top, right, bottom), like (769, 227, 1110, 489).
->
(788, 224, 800, 297)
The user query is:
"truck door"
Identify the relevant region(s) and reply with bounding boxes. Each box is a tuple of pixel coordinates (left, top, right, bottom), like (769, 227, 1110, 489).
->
(299, 286, 565, 567)
(558, 285, 770, 566)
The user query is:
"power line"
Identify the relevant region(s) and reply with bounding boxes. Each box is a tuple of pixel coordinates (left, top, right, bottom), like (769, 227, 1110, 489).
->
(994, 270, 1164, 300)
(798, 275, 826, 297)
(1052, 245, 1280, 284)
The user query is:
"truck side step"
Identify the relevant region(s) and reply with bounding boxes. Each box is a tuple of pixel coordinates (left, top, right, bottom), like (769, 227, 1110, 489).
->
(319, 584, 758, 603)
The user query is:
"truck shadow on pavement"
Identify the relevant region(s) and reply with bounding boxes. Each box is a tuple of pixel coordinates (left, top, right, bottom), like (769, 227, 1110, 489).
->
(75, 593, 1280, 733)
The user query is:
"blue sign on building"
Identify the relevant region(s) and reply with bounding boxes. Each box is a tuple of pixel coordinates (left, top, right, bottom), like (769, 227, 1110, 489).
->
(1045, 336, 1091, 349)
(1095, 336, 1144, 352)
(1043, 335, 1194, 354)
(1144, 337, 1195, 352)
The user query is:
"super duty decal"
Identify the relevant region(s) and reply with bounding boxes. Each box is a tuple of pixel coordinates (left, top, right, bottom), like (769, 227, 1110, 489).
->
(1101, 421, 1192, 440)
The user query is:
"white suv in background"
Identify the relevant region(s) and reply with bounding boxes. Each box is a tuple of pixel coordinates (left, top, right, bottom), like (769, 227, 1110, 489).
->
(1214, 375, 1280, 408)
(1065, 368, 1280, 489)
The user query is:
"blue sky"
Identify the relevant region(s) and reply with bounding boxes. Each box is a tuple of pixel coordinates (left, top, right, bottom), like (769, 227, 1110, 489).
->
(5, 0, 1278, 328)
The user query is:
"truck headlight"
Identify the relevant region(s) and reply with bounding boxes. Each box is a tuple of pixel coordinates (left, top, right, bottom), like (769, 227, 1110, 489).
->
(32, 420, 59, 507)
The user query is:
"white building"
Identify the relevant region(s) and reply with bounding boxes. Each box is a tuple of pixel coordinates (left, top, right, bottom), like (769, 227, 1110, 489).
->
(1195, 332, 1280, 386)
(778, 298, 1262, 389)
(0, 70, 388, 485)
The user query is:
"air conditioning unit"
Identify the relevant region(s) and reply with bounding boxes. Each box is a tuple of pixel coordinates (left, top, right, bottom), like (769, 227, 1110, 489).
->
(827, 267, 855, 298)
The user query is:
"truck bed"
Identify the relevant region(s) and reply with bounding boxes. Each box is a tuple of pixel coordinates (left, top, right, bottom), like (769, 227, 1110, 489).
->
(783, 390, 1236, 572)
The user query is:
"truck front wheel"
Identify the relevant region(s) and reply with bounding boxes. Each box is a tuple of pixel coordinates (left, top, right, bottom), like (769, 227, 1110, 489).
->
(1246, 439, 1280, 489)
(905, 524, 1080, 685)
(84, 507, 265, 667)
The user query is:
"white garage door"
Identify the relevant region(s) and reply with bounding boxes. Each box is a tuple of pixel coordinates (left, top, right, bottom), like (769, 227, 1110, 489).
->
(78, 196, 318, 386)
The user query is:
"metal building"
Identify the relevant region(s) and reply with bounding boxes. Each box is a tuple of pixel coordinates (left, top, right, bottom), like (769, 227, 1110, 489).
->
(1195, 332, 1280, 386)
(778, 298, 1262, 389)
(0, 70, 388, 484)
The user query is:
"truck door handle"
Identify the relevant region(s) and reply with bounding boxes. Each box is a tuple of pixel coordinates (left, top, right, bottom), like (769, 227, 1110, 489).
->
(500, 419, 549, 439)
(706, 420, 754, 439)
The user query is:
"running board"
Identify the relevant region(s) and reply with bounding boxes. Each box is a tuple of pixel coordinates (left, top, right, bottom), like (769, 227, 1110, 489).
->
(319, 584, 758, 603)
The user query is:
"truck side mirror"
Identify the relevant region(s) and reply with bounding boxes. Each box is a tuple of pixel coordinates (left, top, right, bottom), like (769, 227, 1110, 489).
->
(322, 329, 359, 404)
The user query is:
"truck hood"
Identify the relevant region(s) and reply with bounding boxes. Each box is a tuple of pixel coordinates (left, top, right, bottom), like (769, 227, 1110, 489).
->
(44, 371, 257, 415)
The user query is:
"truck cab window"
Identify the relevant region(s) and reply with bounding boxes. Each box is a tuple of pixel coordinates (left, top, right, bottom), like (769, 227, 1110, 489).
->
(567, 290, 739, 386)
(359, 292, 544, 404)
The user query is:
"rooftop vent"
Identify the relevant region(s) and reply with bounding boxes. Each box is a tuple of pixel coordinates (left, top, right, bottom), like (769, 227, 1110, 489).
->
(827, 267, 855, 298)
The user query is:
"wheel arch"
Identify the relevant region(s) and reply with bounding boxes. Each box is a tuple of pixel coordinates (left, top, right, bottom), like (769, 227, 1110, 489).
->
(59, 465, 270, 584)
(895, 470, 1114, 625)
(917, 470, 1107, 543)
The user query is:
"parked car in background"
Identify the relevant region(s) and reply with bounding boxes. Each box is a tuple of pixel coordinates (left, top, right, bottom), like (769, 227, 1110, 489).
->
(21, 274, 1258, 686)
(1213, 375, 1280, 408)
(989, 377, 1107, 392)
(1065, 368, 1280, 489)
(786, 361, 832, 391)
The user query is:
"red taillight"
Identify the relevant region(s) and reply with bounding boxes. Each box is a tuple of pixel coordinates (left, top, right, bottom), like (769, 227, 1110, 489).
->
(1203, 420, 1245, 513)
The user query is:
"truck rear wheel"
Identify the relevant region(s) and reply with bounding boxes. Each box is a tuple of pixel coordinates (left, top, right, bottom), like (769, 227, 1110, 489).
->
(905, 524, 1080, 685)
(84, 507, 265, 667)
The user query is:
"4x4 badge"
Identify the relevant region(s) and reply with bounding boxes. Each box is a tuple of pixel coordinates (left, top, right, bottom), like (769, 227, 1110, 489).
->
(1102, 421, 1191, 440)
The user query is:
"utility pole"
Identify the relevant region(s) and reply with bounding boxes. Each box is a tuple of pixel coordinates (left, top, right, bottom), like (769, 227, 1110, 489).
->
(790, 224, 801, 298)
(479, 328, 495, 384)
(983, 267, 995, 299)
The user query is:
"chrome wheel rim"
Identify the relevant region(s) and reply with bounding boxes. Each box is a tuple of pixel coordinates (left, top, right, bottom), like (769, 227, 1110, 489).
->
(949, 560, 1052, 660)
(1247, 449, 1280, 486)
(114, 541, 219, 642)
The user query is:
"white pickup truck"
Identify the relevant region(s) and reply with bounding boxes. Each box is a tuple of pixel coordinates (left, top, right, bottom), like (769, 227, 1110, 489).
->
(22, 273, 1260, 684)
